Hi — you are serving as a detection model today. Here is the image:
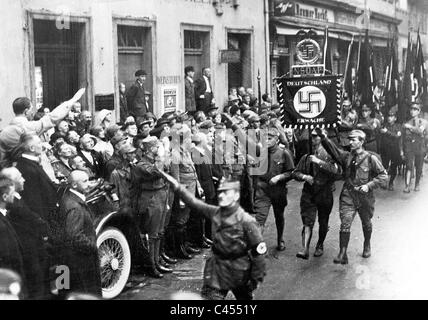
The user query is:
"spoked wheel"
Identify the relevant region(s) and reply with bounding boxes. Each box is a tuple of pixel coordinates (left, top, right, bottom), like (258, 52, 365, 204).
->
(97, 227, 131, 299)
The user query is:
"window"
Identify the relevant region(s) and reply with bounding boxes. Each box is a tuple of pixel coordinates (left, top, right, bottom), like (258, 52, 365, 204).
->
(118, 25, 143, 48)
(184, 31, 203, 50)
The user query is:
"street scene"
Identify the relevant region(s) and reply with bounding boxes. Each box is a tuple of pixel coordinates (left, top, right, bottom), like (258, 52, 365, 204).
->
(0, 0, 428, 302)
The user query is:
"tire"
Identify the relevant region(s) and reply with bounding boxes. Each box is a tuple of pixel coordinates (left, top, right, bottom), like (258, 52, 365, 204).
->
(97, 227, 131, 299)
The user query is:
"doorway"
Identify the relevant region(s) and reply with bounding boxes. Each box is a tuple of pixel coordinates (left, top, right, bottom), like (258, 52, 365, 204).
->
(227, 32, 252, 90)
(117, 24, 153, 112)
(33, 19, 88, 110)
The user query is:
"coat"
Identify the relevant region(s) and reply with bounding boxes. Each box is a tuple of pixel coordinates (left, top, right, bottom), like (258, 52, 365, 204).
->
(0, 213, 26, 295)
(58, 190, 101, 297)
(15, 157, 59, 226)
(126, 80, 147, 118)
(77, 149, 106, 179)
(185, 77, 196, 112)
(194, 76, 213, 114)
(7, 197, 51, 299)
(119, 93, 129, 123)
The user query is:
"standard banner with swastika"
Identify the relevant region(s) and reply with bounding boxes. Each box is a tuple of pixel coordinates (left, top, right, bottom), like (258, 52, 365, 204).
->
(276, 75, 341, 129)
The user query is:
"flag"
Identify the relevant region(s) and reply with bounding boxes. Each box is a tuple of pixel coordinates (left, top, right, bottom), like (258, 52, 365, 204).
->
(383, 38, 399, 116)
(415, 30, 427, 110)
(357, 29, 374, 105)
(343, 35, 355, 101)
(323, 26, 332, 74)
(401, 32, 414, 122)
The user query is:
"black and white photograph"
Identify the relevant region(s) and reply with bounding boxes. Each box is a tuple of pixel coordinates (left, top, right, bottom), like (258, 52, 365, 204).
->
(0, 0, 428, 307)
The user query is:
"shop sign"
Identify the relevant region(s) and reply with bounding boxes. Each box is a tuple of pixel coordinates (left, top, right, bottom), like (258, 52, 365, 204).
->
(220, 50, 241, 63)
(276, 75, 341, 129)
(162, 86, 178, 113)
(274, 1, 333, 22)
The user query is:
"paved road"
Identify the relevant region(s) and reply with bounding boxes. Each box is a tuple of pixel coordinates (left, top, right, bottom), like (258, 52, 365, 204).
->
(118, 167, 428, 300)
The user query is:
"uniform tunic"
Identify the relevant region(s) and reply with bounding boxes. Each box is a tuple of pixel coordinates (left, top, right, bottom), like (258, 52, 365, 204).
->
(176, 186, 266, 291)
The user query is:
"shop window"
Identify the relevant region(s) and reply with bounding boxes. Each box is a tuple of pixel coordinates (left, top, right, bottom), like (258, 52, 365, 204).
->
(118, 25, 144, 49)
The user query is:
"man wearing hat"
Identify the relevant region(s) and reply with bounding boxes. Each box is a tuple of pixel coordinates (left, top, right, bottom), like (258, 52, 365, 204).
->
(379, 108, 403, 191)
(194, 67, 214, 114)
(130, 136, 172, 277)
(185, 66, 196, 113)
(253, 126, 295, 251)
(161, 172, 266, 300)
(126, 69, 148, 121)
(292, 129, 342, 259)
(338, 99, 358, 151)
(317, 128, 388, 264)
(403, 102, 428, 192)
(357, 103, 381, 153)
(105, 131, 127, 180)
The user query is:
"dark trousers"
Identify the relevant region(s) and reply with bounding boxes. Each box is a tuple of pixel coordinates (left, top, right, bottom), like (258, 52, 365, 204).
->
(381, 149, 401, 184)
(300, 188, 333, 230)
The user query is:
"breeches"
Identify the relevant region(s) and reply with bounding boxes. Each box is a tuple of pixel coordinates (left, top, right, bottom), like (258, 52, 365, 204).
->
(339, 188, 374, 233)
(300, 188, 333, 228)
(254, 186, 287, 227)
(138, 188, 168, 239)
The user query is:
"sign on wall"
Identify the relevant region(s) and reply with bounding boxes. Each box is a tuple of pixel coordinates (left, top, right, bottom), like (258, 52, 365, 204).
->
(220, 50, 241, 63)
(161, 86, 178, 113)
(277, 75, 341, 129)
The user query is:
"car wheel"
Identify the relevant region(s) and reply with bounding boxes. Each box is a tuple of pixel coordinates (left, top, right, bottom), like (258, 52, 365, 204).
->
(97, 227, 131, 299)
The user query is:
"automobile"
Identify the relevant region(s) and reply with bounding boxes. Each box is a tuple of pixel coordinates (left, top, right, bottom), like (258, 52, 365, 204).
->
(86, 180, 145, 299)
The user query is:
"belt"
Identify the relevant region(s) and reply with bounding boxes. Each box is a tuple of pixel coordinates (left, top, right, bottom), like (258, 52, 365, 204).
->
(212, 247, 248, 260)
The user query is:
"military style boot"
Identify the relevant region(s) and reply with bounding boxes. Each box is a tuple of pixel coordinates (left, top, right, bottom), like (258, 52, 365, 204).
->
(160, 236, 177, 265)
(146, 239, 163, 278)
(154, 239, 173, 273)
(314, 224, 329, 257)
(404, 172, 412, 193)
(296, 226, 312, 260)
(176, 228, 193, 260)
(362, 226, 372, 258)
(333, 232, 350, 265)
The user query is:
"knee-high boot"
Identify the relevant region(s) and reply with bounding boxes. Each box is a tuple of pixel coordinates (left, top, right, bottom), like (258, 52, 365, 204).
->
(155, 239, 172, 273)
(146, 239, 163, 278)
(314, 224, 329, 257)
(333, 232, 350, 265)
(175, 227, 193, 260)
(362, 226, 372, 258)
(160, 235, 177, 265)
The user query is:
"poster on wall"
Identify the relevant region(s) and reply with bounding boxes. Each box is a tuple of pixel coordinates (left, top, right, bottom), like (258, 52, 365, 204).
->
(277, 75, 341, 129)
(162, 86, 178, 114)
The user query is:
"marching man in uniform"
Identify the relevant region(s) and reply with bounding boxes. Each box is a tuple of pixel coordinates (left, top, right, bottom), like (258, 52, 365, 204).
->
(316, 128, 388, 264)
(161, 172, 267, 300)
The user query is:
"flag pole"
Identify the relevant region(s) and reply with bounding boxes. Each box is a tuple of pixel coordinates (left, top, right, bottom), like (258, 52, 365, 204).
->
(343, 35, 354, 98)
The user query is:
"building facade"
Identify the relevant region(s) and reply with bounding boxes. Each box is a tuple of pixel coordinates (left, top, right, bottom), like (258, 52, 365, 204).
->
(0, 0, 269, 128)
(269, 0, 401, 101)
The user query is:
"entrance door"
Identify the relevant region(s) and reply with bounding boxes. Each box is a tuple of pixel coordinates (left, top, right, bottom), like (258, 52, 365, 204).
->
(117, 25, 153, 111)
(33, 19, 87, 110)
(227, 33, 252, 90)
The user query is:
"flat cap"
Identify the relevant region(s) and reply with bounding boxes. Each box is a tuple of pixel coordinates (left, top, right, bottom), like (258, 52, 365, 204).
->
(217, 179, 240, 191)
(141, 136, 159, 149)
(268, 126, 280, 137)
(248, 114, 261, 123)
(410, 103, 421, 110)
(199, 120, 214, 130)
(118, 143, 136, 155)
(348, 129, 366, 140)
(135, 69, 147, 77)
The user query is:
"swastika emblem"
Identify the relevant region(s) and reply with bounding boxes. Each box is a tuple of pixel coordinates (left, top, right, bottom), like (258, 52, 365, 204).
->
(293, 86, 326, 119)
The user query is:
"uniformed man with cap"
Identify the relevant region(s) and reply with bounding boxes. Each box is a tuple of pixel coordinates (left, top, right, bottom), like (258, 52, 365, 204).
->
(379, 107, 403, 191)
(253, 126, 295, 251)
(316, 128, 388, 264)
(356, 103, 381, 153)
(292, 129, 342, 259)
(338, 99, 358, 151)
(126, 69, 148, 121)
(403, 102, 428, 193)
(161, 172, 266, 300)
(130, 136, 171, 277)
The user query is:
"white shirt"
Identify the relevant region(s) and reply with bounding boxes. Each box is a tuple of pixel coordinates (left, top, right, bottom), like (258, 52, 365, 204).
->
(0, 208, 7, 217)
(203, 75, 212, 93)
(81, 150, 94, 165)
(70, 189, 86, 202)
(14, 192, 21, 200)
(22, 153, 41, 163)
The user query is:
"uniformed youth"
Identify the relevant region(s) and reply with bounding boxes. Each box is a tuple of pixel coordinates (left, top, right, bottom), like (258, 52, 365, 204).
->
(317, 129, 388, 264)
(403, 103, 428, 193)
(161, 172, 267, 300)
(253, 126, 295, 251)
(292, 129, 342, 259)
